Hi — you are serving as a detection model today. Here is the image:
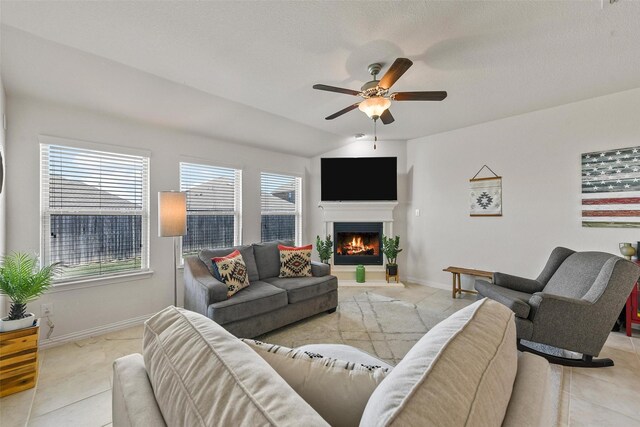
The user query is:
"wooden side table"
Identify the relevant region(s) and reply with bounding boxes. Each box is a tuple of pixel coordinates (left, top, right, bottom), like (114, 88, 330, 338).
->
(626, 269, 640, 337)
(443, 267, 493, 299)
(0, 320, 40, 397)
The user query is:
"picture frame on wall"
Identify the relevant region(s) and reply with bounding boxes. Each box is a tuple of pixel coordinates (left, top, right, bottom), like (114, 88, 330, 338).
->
(469, 165, 502, 217)
(582, 145, 640, 228)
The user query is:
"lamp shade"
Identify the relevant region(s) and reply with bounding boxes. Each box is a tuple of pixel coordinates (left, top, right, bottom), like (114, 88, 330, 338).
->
(158, 191, 187, 237)
(358, 96, 391, 119)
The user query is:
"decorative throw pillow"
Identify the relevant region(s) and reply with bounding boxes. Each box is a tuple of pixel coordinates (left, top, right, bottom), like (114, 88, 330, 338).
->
(242, 339, 390, 427)
(278, 244, 312, 278)
(212, 250, 250, 298)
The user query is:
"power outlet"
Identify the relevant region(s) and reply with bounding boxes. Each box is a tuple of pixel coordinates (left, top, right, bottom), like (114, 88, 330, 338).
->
(41, 303, 54, 316)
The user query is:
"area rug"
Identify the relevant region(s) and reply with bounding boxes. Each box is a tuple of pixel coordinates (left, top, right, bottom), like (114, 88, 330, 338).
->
(258, 291, 563, 426)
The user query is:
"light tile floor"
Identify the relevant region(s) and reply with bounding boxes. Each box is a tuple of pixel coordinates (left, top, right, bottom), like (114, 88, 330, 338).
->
(0, 283, 638, 426)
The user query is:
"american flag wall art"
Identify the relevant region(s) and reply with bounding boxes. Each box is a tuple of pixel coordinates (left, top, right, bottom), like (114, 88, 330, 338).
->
(582, 146, 640, 228)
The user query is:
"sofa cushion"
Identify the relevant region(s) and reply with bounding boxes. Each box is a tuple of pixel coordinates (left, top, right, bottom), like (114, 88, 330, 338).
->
(142, 307, 328, 427)
(253, 240, 293, 279)
(360, 298, 517, 427)
(199, 245, 259, 282)
(264, 275, 337, 304)
(278, 244, 312, 278)
(475, 280, 532, 318)
(212, 250, 250, 298)
(208, 280, 287, 325)
(502, 352, 554, 427)
(242, 339, 390, 427)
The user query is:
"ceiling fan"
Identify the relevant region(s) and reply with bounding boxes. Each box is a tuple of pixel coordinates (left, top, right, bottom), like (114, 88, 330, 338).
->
(313, 58, 447, 125)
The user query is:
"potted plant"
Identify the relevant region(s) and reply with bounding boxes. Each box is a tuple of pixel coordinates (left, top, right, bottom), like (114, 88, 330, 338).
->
(316, 234, 333, 265)
(0, 252, 60, 332)
(382, 235, 402, 276)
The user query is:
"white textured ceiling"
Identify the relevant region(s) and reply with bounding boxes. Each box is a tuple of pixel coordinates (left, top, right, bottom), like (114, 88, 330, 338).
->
(2, 1, 640, 157)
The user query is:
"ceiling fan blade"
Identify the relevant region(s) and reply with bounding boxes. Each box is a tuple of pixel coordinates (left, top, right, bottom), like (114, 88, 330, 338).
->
(313, 84, 361, 96)
(380, 109, 394, 125)
(378, 58, 413, 90)
(392, 91, 448, 101)
(325, 103, 361, 120)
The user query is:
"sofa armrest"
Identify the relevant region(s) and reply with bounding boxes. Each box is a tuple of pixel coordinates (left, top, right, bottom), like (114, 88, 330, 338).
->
(113, 354, 167, 427)
(183, 256, 228, 316)
(493, 272, 544, 294)
(311, 261, 330, 277)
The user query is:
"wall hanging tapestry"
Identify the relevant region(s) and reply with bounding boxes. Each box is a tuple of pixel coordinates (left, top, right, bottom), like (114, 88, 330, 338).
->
(582, 146, 640, 228)
(470, 165, 502, 217)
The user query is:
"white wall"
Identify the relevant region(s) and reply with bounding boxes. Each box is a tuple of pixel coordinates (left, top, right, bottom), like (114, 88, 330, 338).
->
(0, 77, 6, 318)
(307, 139, 408, 274)
(4, 95, 311, 343)
(406, 88, 640, 290)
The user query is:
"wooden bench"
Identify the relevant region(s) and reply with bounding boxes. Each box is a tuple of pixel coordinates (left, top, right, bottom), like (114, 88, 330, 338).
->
(443, 266, 493, 299)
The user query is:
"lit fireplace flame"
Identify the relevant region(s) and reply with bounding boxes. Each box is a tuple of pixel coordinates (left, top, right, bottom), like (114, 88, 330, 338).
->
(340, 235, 377, 255)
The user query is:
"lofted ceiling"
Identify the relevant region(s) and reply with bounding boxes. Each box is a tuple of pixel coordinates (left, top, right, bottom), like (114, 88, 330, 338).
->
(1, 1, 640, 157)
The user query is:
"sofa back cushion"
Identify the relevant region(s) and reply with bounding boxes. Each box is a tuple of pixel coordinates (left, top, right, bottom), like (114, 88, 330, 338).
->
(359, 299, 517, 427)
(242, 339, 389, 427)
(543, 252, 614, 299)
(199, 245, 259, 282)
(253, 240, 293, 279)
(143, 306, 328, 427)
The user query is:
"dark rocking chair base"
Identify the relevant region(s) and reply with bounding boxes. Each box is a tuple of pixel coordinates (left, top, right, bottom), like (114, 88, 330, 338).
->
(517, 340, 614, 368)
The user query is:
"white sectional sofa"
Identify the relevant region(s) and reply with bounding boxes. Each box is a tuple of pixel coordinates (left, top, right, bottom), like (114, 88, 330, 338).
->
(112, 299, 556, 427)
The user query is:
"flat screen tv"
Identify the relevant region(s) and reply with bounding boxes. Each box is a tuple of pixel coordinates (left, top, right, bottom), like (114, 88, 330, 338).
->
(321, 157, 397, 201)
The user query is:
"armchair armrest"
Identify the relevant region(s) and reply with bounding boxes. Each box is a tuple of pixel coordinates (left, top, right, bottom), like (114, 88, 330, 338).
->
(183, 257, 228, 316)
(493, 272, 544, 294)
(528, 292, 591, 317)
(311, 261, 331, 277)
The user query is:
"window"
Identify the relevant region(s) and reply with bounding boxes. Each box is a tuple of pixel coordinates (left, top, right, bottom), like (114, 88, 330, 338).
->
(41, 143, 149, 282)
(260, 172, 301, 244)
(180, 162, 242, 256)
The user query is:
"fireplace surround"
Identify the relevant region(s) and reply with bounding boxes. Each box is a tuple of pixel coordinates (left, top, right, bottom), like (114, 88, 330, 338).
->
(333, 222, 383, 265)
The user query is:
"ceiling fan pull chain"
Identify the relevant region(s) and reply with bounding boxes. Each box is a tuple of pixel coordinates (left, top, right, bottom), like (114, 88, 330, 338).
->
(373, 119, 377, 150)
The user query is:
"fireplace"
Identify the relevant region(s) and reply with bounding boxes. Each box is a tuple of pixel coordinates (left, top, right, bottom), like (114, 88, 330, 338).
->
(333, 222, 383, 265)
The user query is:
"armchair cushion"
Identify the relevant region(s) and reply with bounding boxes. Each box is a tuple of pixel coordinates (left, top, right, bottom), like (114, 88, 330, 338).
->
(475, 280, 531, 318)
(493, 272, 544, 294)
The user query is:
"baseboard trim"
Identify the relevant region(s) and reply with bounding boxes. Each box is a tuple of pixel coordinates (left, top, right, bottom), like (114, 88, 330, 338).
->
(39, 313, 154, 349)
(405, 276, 450, 291)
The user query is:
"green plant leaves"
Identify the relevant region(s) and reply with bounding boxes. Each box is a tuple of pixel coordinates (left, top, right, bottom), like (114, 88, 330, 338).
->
(315, 235, 333, 263)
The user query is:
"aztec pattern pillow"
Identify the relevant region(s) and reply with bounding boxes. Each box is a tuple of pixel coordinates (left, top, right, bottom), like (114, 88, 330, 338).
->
(212, 250, 250, 298)
(242, 339, 390, 427)
(278, 244, 312, 278)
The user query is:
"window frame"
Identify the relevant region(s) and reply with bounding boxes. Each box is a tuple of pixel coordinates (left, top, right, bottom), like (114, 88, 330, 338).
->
(260, 171, 303, 245)
(39, 135, 151, 285)
(179, 161, 243, 261)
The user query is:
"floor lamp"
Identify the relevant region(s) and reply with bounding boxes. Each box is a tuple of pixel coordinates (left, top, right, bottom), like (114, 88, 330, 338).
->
(158, 191, 187, 307)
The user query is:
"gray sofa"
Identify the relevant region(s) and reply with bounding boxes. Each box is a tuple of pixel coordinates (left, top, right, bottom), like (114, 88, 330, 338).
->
(475, 246, 640, 367)
(184, 240, 338, 338)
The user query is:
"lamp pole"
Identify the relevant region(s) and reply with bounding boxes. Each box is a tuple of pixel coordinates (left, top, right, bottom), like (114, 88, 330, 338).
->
(158, 191, 187, 307)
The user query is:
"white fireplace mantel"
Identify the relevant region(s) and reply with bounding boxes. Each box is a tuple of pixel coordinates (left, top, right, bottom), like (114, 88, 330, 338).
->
(317, 201, 398, 223)
(317, 201, 398, 241)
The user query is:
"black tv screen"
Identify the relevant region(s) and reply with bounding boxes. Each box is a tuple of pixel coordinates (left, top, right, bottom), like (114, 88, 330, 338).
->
(321, 157, 397, 201)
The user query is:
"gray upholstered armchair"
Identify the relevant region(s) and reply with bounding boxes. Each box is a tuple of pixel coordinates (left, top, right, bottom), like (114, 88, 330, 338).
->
(475, 247, 640, 367)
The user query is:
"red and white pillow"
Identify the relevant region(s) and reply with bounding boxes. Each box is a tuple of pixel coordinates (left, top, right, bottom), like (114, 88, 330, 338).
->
(278, 244, 312, 278)
(212, 250, 250, 298)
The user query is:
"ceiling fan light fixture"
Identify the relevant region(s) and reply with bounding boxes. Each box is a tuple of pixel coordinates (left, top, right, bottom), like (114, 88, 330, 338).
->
(358, 96, 391, 119)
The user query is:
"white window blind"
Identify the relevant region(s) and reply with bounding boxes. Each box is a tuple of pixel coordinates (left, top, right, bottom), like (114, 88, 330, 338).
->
(260, 172, 301, 244)
(180, 162, 242, 256)
(41, 144, 150, 281)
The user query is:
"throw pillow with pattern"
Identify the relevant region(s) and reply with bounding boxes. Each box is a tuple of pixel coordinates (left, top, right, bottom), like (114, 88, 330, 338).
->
(278, 244, 312, 278)
(242, 339, 390, 427)
(212, 250, 250, 298)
